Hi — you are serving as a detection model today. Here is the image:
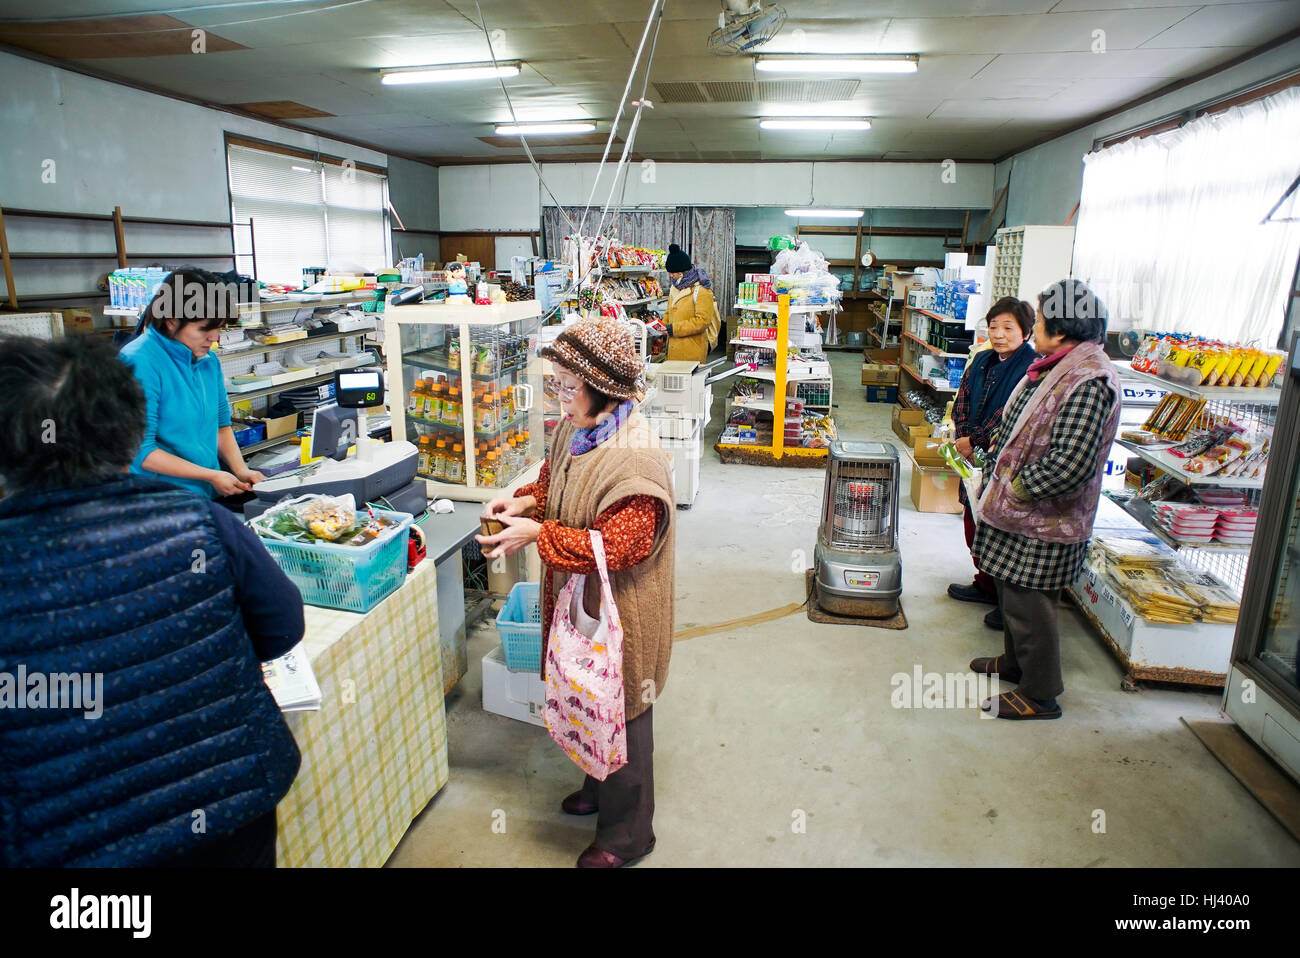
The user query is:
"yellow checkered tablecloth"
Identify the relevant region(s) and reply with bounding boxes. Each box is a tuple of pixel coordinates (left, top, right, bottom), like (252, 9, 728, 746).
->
(276, 560, 448, 867)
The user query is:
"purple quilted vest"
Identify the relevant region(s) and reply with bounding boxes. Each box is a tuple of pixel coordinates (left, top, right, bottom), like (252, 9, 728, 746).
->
(978, 341, 1121, 544)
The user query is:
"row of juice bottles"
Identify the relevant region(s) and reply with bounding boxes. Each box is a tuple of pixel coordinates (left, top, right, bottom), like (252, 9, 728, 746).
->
(407, 375, 521, 432)
(415, 425, 533, 485)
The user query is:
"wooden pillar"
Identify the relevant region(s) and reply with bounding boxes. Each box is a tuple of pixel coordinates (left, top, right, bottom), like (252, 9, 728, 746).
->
(112, 206, 128, 268)
(0, 205, 17, 309)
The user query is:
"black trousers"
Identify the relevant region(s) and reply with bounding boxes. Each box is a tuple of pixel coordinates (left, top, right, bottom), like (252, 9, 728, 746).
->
(578, 705, 655, 858)
(995, 579, 1065, 701)
(161, 810, 278, 868)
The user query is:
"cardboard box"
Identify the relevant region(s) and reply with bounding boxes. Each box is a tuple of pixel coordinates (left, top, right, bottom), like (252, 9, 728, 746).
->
(60, 307, 98, 334)
(865, 384, 898, 404)
(861, 362, 898, 385)
(913, 437, 948, 468)
(891, 407, 932, 446)
(864, 347, 900, 365)
(910, 463, 963, 514)
(481, 645, 547, 727)
(257, 412, 299, 439)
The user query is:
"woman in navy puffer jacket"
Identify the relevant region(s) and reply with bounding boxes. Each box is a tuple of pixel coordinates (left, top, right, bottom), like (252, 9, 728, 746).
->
(0, 334, 302, 867)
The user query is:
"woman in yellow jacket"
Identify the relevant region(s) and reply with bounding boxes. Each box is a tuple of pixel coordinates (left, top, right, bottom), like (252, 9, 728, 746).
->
(662, 244, 718, 363)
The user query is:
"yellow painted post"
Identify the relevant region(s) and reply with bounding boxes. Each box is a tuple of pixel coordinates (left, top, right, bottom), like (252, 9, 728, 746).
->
(774, 293, 790, 459)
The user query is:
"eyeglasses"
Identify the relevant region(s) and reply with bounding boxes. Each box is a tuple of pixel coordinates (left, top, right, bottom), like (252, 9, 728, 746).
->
(546, 376, 581, 400)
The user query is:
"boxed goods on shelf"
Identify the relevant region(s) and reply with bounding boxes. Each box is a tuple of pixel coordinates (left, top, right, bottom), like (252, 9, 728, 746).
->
(865, 385, 898, 404)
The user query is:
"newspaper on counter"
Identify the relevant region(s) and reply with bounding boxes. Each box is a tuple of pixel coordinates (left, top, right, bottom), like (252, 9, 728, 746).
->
(261, 643, 322, 712)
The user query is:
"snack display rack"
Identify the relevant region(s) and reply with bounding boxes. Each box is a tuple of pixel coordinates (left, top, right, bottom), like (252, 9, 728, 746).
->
(1065, 362, 1277, 689)
(716, 294, 835, 465)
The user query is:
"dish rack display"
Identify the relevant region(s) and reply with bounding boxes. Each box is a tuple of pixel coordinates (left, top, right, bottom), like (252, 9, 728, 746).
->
(385, 299, 545, 502)
(1067, 362, 1278, 689)
(717, 296, 837, 463)
(218, 295, 381, 457)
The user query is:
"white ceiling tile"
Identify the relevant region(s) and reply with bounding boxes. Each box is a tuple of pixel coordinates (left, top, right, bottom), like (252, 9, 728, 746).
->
(879, 8, 1193, 54)
(1138, 1, 1300, 49)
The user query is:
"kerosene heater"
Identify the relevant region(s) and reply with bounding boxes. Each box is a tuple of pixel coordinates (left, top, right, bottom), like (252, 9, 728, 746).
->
(813, 440, 903, 618)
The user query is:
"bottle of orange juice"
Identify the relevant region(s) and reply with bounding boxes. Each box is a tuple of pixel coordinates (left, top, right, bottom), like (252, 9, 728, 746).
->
(416, 435, 433, 474)
(432, 438, 448, 478)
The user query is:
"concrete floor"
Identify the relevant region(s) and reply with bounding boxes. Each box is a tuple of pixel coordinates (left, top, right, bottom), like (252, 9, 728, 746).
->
(388, 349, 1300, 867)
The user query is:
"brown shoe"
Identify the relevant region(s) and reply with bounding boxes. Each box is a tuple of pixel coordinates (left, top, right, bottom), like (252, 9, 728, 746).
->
(561, 791, 598, 816)
(969, 655, 1022, 685)
(576, 840, 656, 868)
(981, 690, 1061, 720)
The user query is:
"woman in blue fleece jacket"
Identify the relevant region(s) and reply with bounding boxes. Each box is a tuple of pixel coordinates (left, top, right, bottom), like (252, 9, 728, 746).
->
(119, 269, 264, 500)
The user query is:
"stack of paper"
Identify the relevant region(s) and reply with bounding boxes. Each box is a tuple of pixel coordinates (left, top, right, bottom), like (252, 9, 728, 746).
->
(1092, 536, 1173, 569)
(260, 644, 322, 712)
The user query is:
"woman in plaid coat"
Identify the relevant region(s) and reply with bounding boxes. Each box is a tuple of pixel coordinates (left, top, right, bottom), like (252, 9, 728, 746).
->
(971, 280, 1121, 720)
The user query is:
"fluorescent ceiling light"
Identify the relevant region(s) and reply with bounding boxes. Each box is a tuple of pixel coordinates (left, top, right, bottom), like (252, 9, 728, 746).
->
(291, 165, 314, 173)
(495, 122, 596, 135)
(381, 61, 521, 85)
(756, 55, 918, 74)
(785, 209, 864, 219)
(760, 118, 871, 131)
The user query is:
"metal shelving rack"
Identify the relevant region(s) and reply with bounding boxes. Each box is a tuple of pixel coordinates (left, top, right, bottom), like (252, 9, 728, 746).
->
(1064, 360, 1280, 689)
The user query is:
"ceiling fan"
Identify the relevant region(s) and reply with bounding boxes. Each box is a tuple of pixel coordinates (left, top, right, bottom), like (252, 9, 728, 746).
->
(707, 0, 788, 56)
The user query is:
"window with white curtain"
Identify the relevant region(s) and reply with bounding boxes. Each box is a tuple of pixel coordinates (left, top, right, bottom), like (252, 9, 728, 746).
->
(1072, 85, 1300, 346)
(227, 142, 390, 286)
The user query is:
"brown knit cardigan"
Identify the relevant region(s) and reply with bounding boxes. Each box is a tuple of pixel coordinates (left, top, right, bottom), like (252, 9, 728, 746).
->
(541, 411, 676, 720)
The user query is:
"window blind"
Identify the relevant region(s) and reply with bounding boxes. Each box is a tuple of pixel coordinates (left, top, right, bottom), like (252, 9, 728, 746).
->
(228, 143, 389, 286)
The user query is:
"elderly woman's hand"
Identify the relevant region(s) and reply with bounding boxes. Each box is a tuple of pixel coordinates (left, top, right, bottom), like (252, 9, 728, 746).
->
(476, 513, 541, 559)
(954, 436, 974, 459)
(484, 494, 536, 519)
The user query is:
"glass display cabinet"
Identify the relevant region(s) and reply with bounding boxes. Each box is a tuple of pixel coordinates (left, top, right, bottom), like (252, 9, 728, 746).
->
(384, 299, 545, 501)
(1225, 250, 1300, 782)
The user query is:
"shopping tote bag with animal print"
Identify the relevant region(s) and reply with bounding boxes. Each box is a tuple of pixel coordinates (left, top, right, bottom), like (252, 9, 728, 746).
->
(544, 529, 627, 781)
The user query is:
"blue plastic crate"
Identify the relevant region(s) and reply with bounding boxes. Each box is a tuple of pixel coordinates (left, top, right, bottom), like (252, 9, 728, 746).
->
(496, 582, 542, 672)
(256, 509, 413, 613)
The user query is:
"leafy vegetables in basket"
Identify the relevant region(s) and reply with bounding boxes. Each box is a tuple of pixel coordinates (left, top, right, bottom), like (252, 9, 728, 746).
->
(254, 494, 402, 547)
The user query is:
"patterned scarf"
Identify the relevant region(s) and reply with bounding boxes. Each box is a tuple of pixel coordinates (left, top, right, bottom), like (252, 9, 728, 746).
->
(672, 266, 712, 291)
(1026, 342, 1077, 382)
(570, 399, 635, 456)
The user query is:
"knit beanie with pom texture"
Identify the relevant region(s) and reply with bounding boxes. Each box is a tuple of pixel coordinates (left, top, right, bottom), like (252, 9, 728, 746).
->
(540, 317, 645, 400)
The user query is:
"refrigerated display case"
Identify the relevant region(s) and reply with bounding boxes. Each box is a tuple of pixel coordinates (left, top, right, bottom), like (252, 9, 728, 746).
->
(1225, 251, 1300, 782)
(384, 299, 544, 501)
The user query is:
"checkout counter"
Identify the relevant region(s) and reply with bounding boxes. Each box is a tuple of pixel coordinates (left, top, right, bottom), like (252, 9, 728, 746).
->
(245, 370, 484, 867)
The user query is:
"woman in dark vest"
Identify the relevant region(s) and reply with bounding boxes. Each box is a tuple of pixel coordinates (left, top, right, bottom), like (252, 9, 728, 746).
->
(971, 280, 1121, 720)
(0, 335, 302, 866)
(947, 297, 1036, 631)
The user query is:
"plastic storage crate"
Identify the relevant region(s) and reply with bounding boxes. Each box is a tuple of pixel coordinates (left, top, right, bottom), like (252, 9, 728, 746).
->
(257, 509, 413, 613)
(496, 581, 542, 672)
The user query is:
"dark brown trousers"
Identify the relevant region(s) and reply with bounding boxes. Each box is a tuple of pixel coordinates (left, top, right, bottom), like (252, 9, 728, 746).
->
(579, 704, 655, 858)
(995, 579, 1065, 701)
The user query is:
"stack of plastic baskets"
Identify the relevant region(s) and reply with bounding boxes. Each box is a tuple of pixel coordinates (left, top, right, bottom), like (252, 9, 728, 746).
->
(495, 582, 542, 671)
(256, 510, 414, 613)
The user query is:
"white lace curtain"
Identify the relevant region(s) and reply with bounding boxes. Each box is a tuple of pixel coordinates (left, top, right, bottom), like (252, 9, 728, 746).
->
(1073, 84, 1300, 347)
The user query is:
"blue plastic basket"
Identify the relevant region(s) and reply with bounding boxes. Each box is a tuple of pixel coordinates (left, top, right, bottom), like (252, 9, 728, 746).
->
(257, 509, 413, 613)
(496, 582, 542, 672)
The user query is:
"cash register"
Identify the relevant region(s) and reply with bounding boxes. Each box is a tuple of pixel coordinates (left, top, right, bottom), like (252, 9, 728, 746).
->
(244, 368, 425, 520)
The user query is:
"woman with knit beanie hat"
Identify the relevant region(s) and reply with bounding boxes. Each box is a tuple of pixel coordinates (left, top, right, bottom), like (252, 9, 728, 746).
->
(476, 316, 675, 868)
(662, 243, 719, 363)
